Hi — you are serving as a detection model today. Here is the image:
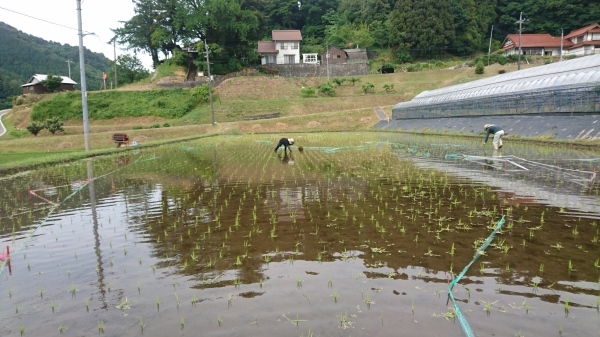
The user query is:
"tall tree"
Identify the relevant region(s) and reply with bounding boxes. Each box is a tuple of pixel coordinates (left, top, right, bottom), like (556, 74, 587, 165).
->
(113, 0, 186, 68)
(298, 0, 338, 42)
(388, 0, 455, 57)
(107, 54, 150, 86)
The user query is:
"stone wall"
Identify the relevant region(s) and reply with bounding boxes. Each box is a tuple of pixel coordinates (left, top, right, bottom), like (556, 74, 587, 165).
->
(267, 63, 369, 77)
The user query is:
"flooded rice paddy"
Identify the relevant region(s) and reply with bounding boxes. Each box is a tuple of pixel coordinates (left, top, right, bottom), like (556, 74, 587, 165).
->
(1, 132, 599, 337)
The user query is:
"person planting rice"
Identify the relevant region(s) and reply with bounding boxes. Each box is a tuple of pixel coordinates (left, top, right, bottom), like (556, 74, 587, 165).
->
(483, 124, 504, 150)
(275, 138, 295, 153)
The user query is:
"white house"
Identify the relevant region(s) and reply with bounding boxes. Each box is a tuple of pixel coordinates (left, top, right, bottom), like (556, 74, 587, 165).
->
(564, 23, 600, 56)
(257, 30, 302, 65)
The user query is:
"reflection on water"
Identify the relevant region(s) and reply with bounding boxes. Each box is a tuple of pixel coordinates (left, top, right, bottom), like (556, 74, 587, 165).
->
(0, 133, 599, 337)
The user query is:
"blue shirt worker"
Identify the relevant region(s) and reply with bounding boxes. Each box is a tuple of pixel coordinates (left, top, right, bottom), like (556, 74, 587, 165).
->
(484, 124, 504, 149)
(275, 138, 294, 152)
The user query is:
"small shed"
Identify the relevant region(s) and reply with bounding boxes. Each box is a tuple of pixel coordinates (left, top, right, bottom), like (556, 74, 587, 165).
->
(321, 46, 347, 64)
(22, 74, 77, 94)
(343, 48, 368, 64)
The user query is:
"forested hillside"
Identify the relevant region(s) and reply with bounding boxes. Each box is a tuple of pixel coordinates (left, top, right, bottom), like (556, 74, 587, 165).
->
(114, 0, 599, 72)
(0, 22, 110, 109)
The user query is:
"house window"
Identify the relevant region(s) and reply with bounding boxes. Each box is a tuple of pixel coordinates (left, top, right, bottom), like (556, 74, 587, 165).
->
(292, 42, 299, 50)
(577, 36, 583, 43)
(304, 54, 317, 63)
(284, 55, 295, 64)
(280, 42, 287, 50)
(29, 86, 33, 91)
(265, 55, 276, 64)
(336, 55, 341, 59)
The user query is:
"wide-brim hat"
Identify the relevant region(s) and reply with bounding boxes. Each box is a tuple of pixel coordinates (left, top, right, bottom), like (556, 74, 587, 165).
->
(288, 138, 295, 144)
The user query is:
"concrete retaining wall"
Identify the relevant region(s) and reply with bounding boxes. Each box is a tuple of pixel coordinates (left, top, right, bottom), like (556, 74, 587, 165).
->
(374, 114, 600, 140)
(267, 63, 369, 77)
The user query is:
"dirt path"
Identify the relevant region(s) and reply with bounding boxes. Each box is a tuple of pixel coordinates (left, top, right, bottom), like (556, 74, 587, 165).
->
(0, 109, 11, 137)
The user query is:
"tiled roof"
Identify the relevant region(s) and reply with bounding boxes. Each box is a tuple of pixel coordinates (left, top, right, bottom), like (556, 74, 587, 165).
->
(257, 41, 278, 54)
(22, 74, 77, 87)
(272, 30, 302, 41)
(344, 48, 368, 59)
(502, 34, 569, 49)
(567, 40, 600, 49)
(564, 23, 600, 39)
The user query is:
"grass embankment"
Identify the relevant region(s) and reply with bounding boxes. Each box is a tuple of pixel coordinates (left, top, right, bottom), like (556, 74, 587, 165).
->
(0, 61, 567, 173)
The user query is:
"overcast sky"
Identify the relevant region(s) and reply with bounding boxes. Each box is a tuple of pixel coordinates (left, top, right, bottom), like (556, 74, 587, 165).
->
(0, 1, 154, 71)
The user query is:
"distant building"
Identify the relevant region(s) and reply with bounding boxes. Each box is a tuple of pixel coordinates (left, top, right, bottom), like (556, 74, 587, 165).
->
(343, 48, 368, 64)
(257, 30, 303, 65)
(321, 46, 347, 64)
(502, 23, 600, 57)
(21, 74, 76, 94)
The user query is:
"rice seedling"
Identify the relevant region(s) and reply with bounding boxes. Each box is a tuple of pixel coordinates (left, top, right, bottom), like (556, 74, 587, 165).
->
(481, 300, 497, 315)
(20, 325, 24, 336)
(217, 315, 222, 326)
(97, 320, 104, 333)
(563, 297, 570, 315)
(85, 299, 89, 312)
(180, 317, 184, 329)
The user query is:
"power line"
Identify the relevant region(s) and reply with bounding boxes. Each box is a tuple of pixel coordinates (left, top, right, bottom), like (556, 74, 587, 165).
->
(0, 5, 93, 35)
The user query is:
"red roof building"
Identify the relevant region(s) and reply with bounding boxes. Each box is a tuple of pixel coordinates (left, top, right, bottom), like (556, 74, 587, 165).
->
(502, 23, 600, 57)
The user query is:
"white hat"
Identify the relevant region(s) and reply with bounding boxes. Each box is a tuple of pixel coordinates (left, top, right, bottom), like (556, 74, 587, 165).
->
(484, 124, 492, 130)
(288, 138, 295, 144)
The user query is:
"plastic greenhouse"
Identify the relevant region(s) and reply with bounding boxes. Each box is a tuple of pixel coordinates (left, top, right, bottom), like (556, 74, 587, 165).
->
(392, 54, 600, 119)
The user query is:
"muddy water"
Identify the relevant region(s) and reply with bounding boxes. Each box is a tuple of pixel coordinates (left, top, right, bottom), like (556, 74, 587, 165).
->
(0, 133, 599, 337)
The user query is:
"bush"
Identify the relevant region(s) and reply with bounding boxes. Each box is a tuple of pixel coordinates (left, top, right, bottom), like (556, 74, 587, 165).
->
(12, 96, 24, 106)
(475, 61, 485, 74)
(26, 122, 45, 137)
(9, 129, 28, 138)
(150, 124, 160, 128)
(361, 82, 375, 94)
(166, 48, 189, 67)
(300, 86, 316, 98)
(317, 83, 336, 96)
(498, 70, 506, 74)
(396, 49, 411, 64)
(45, 117, 65, 135)
(383, 84, 395, 93)
(406, 64, 421, 72)
(332, 78, 346, 87)
(349, 78, 360, 86)
(163, 123, 170, 127)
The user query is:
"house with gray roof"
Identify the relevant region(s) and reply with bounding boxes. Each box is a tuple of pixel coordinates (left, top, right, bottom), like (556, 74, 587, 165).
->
(21, 74, 76, 94)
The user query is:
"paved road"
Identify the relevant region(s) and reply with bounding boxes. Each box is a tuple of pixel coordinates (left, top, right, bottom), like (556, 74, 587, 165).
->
(0, 109, 11, 138)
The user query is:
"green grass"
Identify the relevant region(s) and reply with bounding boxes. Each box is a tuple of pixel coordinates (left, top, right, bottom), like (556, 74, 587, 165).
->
(31, 88, 207, 121)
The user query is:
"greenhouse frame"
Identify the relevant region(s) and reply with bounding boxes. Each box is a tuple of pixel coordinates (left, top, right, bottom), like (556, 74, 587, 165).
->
(392, 54, 600, 119)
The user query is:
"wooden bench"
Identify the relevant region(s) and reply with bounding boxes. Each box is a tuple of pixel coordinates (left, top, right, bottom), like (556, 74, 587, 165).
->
(112, 133, 130, 148)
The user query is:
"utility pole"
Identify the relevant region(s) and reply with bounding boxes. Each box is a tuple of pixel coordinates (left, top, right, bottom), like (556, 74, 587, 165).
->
(66, 59, 72, 78)
(113, 40, 118, 89)
(76, 0, 91, 151)
(326, 42, 330, 82)
(487, 25, 494, 66)
(516, 12, 525, 70)
(204, 39, 215, 125)
(560, 28, 564, 62)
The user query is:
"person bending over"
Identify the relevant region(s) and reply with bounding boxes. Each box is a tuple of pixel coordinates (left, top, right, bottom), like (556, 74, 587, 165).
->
(275, 138, 294, 152)
(483, 124, 504, 150)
